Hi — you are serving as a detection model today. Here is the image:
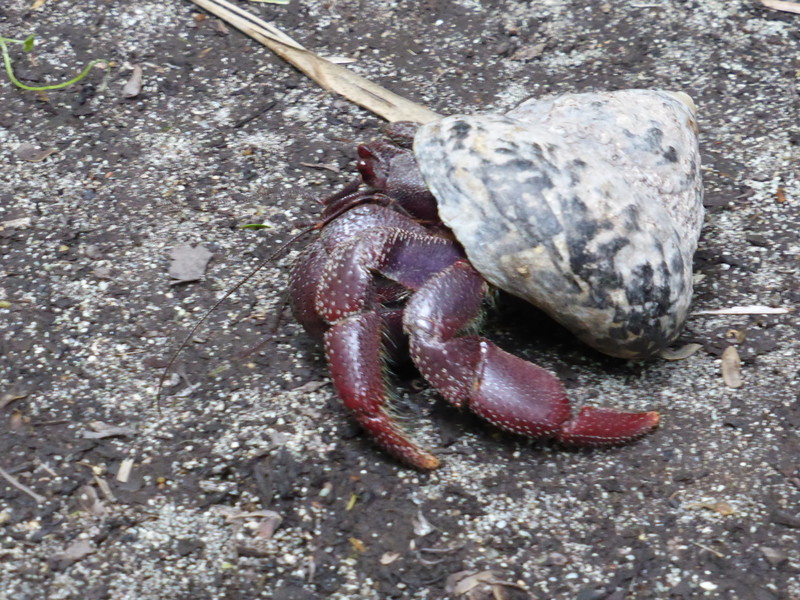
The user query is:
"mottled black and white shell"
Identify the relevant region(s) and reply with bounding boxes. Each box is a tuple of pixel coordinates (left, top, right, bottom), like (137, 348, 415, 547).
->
(413, 89, 703, 359)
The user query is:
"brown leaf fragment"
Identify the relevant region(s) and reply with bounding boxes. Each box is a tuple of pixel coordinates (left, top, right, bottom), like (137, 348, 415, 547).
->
(349, 537, 366, 553)
(122, 65, 144, 98)
(760, 546, 788, 565)
(380, 551, 400, 565)
(686, 501, 735, 516)
(82, 420, 137, 439)
(726, 329, 746, 343)
(15, 143, 57, 162)
(0, 393, 27, 409)
(291, 380, 329, 393)
(254, 512, 282, 540)
(168, 244, 213, 283)
(659, 343, 703, 361)
(9, 409, 26, 431)
(447, 570, 501, 597)
(50, 539, 94, 570)
(721, 346, 743, 388)
(77, 484, 108, 517)
(412, 510, 435, 536)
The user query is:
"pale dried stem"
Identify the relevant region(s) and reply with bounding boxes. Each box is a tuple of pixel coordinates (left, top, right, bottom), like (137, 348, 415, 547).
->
(0, 465, 46, 504)
(759, 0, 800, 15)
(188, 0, 441, 124)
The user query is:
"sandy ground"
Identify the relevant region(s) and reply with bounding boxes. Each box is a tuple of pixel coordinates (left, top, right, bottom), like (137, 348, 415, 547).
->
(1, 1, 799, 599)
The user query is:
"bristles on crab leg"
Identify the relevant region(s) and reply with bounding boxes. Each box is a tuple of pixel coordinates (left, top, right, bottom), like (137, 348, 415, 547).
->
(324, 312, 440, 470)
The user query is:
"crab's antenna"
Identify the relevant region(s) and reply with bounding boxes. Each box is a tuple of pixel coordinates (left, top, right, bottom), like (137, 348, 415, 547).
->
(155, 225, 317, 411)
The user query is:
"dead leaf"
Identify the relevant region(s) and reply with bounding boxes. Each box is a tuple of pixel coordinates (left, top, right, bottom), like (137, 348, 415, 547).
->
(760, 546, 788, 565)
(82, 421, 136, 439)
(726, 329, 746, 343)
(77, 485, 108, 517)
(760, 0, 800, 14)
(412, 510, 435, 536)
(349, 537, 366, 553)
(122, 65, 143, 98)
(721, 346, 743, 388)
(10, 409, 26, 431)
(446, 570, 530, 599)
(255, 512, 282, 540)
(0, 393, 27, 409)
(50, 539, 94, 568)
(168, 244, 213, 283)
(380, 551, 400, 565)
(116, 458, 134, 483)
(658, 343, 702, 361)
(291, 380, 328, 393)
(686, 501, 735, 516)
(447, 570, 498, 595)
(15, 143, 57, 162)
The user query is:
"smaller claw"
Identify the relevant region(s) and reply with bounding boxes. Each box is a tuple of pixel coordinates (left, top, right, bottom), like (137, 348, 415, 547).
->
(558, 407, 660, 446)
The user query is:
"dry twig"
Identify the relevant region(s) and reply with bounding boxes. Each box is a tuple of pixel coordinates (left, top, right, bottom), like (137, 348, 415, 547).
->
(188, 0, 440, 123)
(0, 465, 46, 503)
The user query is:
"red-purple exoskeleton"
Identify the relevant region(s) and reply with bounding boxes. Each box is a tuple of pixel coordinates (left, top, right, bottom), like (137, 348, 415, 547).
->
(289, 132, 663, 470)
(289, 90, 703, 469)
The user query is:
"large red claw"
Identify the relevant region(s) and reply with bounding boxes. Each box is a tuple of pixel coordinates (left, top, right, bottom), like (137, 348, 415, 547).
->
(558, 407, 660, 446)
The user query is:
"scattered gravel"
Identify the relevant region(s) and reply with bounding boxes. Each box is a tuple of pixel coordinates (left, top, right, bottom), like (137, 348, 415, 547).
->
(1, 1, 798, 599)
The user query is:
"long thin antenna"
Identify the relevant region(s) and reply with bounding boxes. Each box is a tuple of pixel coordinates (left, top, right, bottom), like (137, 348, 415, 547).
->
(155, 225, 316, 410)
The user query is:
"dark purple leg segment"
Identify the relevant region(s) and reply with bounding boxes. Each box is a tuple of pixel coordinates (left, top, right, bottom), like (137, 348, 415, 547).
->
(324, 312, 440, 469)
(404, 262, 659, 449)
(297, 217, 466, 469)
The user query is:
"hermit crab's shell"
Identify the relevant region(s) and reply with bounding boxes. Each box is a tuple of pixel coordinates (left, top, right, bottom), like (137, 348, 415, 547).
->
(413, 90, 703, 359)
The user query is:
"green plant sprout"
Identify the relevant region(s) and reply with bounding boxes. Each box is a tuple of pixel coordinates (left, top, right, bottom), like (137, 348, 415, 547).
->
(0, 34, 107, 91)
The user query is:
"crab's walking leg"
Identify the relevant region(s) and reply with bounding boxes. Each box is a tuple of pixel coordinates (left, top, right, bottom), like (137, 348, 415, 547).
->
(404, 261, 659, 447)
(309, 223, 465, 469)
(324, 312, 440, 469)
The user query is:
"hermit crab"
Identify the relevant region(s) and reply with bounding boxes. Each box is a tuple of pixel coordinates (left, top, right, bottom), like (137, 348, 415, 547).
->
(289, 89, 703, 469)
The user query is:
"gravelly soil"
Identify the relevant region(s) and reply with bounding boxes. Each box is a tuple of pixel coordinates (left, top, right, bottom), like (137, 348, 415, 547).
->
(1, 1, 799, 599)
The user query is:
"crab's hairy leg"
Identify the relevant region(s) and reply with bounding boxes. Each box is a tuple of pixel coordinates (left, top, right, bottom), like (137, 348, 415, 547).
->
(325, 312, 440, 469)
(404, 261, 659, 445)
(311, 225, 464, 469)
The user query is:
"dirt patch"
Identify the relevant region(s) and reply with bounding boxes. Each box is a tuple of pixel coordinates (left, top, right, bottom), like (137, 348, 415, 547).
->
(1, 1, 798, 599)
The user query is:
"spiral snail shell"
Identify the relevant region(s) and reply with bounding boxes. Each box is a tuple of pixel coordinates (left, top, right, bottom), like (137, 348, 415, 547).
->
(413, 89, 703, 359)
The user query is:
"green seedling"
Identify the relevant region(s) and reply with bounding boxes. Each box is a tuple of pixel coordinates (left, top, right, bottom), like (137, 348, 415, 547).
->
(239, 223, 273, 230)
(0, 34, 107, 91)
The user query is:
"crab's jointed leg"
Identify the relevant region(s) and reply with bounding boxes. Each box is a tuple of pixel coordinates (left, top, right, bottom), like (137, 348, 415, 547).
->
(404, 261, 660, 448)
(292, 210, 465, 469)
